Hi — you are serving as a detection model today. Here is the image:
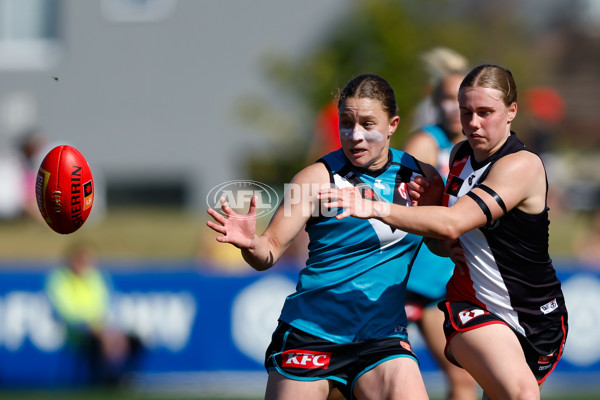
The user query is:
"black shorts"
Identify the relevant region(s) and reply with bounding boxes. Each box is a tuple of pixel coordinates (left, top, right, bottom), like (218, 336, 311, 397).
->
(265, 322, 419, 400)
(438, 301, 568, 383)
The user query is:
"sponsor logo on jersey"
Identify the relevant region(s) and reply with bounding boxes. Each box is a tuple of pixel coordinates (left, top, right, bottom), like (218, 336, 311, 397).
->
(398, 182, 409, 200)
(540, 298, 558, 315)
(468, 174, 476, 186)
(451, 157, 468, 169)
(458, 308, 487, 325)
(281, 350, 331, 369)
(446, 176, 464, 197)
(374, 179, 385, 190)
(394, 325, 408, 334)
(343, 171, 355, 180)
(362, 188, 375, 199)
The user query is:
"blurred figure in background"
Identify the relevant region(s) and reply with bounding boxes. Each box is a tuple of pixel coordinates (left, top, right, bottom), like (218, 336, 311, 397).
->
(0, 143, 24, 221)
(46, 242, 142, 387)
(403, 51, 479, 400)
(410, 47, 469, 131)
(306, 99, 341, 162)
(16, 128, 48, 222)
(523, 87, 565, 156)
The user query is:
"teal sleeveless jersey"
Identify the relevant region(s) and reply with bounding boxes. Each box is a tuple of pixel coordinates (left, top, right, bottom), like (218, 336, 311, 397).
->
(406, 125, 456, 300)
(278, 148, 425, 343)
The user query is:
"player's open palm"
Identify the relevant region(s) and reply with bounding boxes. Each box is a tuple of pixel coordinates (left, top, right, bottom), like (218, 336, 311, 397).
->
(207, 196, 257, 250)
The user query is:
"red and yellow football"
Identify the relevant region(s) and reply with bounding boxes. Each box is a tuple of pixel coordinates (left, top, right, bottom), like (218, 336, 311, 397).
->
(35, 145, 94, 234)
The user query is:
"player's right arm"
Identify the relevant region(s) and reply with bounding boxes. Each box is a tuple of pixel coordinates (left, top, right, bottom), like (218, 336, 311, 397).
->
(207, 162, 329, 271)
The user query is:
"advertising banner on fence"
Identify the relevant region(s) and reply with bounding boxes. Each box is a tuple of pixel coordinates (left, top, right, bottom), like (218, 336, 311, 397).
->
(0, 262, 597, 388)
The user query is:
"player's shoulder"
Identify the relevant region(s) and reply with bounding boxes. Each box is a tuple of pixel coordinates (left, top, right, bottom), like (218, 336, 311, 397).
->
(497, 150, 544, 169)
(317, 148, 347, 172)
(292, 160, 330, 186)
(494, 149, 545, 176)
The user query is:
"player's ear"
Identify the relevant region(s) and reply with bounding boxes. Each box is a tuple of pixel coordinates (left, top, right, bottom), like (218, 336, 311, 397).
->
(389, 115, 400, 137)
(507, 102, 517, 123)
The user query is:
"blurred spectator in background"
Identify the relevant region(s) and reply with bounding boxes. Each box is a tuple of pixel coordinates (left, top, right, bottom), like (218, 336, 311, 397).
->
(410, 47, 469, 131)
(403, 53, 479, 400)
(0, 144, 24, 221)
(523, 87, 565, 156)
(46, 242, 142, 387)
(306, 99, 340, 162)
(16, 128, 48, 221)
(0, 127, 49, 223)
(522, 87, 570, 226)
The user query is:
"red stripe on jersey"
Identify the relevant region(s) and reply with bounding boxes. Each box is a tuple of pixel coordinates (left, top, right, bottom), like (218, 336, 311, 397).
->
(446, 268, 487, 310)
(443, 155, 469, 207)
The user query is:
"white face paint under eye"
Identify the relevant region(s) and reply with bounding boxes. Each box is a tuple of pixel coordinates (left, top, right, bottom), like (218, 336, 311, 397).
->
(340, 127, 385, 142)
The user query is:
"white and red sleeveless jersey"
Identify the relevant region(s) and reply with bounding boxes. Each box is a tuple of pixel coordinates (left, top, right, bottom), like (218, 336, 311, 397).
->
(443, 133, 567, 345)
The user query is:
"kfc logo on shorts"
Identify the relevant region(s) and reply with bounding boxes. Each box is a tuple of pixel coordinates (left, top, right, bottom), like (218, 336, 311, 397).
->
(282, 350, 331, 369)
(458, 309, 487, 325)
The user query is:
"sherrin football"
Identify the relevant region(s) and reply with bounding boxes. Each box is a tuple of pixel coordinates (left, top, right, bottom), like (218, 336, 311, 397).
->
(35, 145, 94, 234)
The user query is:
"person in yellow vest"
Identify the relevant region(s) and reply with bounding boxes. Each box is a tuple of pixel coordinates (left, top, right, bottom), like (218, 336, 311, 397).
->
(46, 242, 141, 387)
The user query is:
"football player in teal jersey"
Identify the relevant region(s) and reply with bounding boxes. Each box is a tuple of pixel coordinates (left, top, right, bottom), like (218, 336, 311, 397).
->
(208, 74, 442, 400)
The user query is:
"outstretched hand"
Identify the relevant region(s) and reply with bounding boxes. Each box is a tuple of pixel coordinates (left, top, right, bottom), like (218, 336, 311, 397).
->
(206, 196, 258, 249)
(408, 175, 444, 207)
(317, 187, 389, 220)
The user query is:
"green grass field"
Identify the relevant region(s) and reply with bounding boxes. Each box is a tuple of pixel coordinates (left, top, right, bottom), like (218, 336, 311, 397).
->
(0, 206, 590, 262)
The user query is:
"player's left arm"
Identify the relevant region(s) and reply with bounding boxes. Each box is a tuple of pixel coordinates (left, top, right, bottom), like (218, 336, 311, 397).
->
(319, 151, 546, 240)
(470, 151, 547, 221)
(413, 150, 547, 238)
